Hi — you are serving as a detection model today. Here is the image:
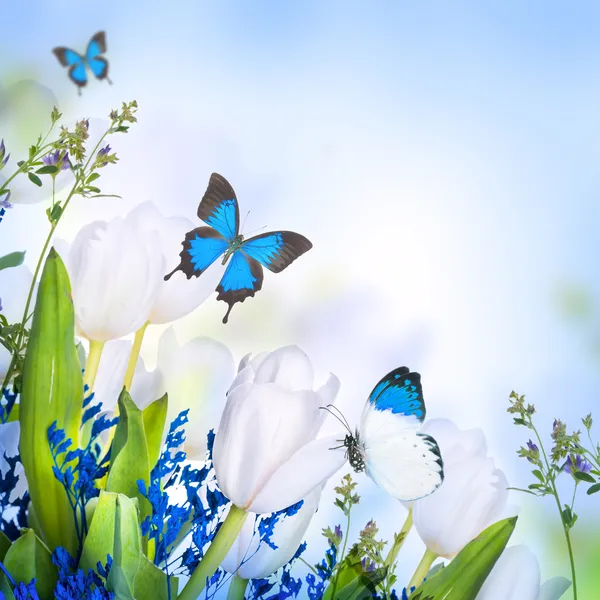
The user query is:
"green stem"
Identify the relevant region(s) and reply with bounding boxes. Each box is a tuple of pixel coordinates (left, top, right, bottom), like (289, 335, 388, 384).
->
(299, 557, 319, 576)
(330, 509, 352, 598)
(382, 509, 413, 594)
(407, 549, 437, 591)
(384, 509, 413, 567)
(227, 575, 249, 600)
(532, 423, 578, 599)
(0, 124, 114, 396)
(123, 321, 149, 391)
(177, 505, 248, 600)
(83, 340, 105, 393)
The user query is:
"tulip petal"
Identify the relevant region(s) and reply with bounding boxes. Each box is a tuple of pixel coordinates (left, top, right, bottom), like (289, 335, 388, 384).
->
(248, 435, 346, 513)
(422, 418, 488, 466)
(475, 545, 541, 600)
(254, 345, 314, 391)
(538, 577, 571, 600)
(157, 326, 234, 459)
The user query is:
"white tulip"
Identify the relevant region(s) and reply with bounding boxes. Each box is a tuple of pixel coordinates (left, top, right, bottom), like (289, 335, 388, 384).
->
(213, 345, 345, 513)
(412, 418, 509, 558)
(222, 487, 321, 579)
(0, 264, 33, 379)
(476, 545, 571, 600)
(92, 326, 234, 459)
(56, 213, 165, 342)
(125, 202, 226, 324)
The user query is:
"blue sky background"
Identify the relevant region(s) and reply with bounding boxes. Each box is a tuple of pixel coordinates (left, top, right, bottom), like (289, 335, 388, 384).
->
(2, 1, 600, 594)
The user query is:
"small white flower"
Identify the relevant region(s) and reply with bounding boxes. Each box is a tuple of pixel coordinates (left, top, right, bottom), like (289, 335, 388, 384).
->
(476, 545, 571, 600)
(213, 345, 345, 513)
(412, 418, 509, 558)
(222, 487, 321, 579)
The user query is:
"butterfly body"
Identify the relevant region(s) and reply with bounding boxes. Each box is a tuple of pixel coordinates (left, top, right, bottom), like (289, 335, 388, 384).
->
(165, 173, 312, 324)
(53, 32, 111, 94)
(343, 367, 444, 502)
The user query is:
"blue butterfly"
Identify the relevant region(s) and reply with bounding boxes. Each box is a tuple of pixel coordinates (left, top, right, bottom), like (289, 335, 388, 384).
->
(340, 367, 444, 501)
(52, 32, 111, 94)
(165, 173, 313, 324)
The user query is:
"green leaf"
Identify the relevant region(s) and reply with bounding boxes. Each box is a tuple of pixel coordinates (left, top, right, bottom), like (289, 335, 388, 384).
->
(87, 186, 101, 194)
(0, 530, 11, 561)
(106, 389, 152, 522)
(574, 471, 595, 483)
(80, 492, 142, 596)
(409, 517, 518, 600)
(19, 248, 83, 555)
(587, 483, 600, 495)
(27, 172, 42, 187)
(86, 172, 101, 183)
(134, 554, 177, 600)
(36, 165, 59, 175)
(532, 469, 545, 483)
(332, 567, 387, 600)
(0, 251, 26, 272)
(142, 394, 168, 471)
(3, 529, 57, 599)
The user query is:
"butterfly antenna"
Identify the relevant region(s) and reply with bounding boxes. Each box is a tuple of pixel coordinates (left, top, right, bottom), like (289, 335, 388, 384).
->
(319, 405, 352, 435)
(240, 210, 251, 235)
(327, 404, 354, 433)
(243, 224, 268, 237)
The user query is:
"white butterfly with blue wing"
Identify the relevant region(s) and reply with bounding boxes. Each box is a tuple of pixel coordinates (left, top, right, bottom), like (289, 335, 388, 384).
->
(340, 367, 444, 501)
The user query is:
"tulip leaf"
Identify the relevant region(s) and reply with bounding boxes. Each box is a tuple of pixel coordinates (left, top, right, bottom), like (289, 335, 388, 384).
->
(0, 251, 25, 271)
(106, 388, 151, 521)
(3, 529, 57, 600)
(80, 491, 142, 595)
(409, 517, 518, 600)
(142, 393, 168, 471)
(0, 575, 15, 600)
(326, 550, 387, 600)
(134, 554, 178, 600)
(0, 530, 11, 561)
(19, 247, 83, 555)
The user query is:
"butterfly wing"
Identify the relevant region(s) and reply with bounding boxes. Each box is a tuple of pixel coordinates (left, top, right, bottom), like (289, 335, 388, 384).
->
(216, 251, 263, 324)
(359, 367, 444, 501)
(86, 31, 109, 80)
(164, 226, 229, 280)
(241, 231, 312, 272)
(197, 173, 240, 241)
(52, 47, 88, 88)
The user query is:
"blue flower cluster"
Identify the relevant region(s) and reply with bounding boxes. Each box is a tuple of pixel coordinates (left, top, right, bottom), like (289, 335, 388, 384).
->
(48, 387, 118, 553)
(306, 533, 338, 600)
(249, 542, 306, 600)
(137, 410, 229, 584)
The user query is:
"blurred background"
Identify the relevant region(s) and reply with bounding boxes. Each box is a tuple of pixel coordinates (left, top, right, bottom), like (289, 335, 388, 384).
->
(1, 0, 599, 595)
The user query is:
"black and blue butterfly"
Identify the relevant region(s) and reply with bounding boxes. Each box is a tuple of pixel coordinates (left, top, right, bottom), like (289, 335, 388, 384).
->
(52, 32, 111, 94)
(165, 173, 313, 324)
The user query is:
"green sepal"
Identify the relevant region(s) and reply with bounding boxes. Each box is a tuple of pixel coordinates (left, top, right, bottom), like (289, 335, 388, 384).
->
(0, 251, 26, 272)
(134, 554, 178, 600)
(0, 530, 11, 561)
(142, 393, 168, 471)
(2, 529, 57, 600)
(106, 388, 151, 521)
(409, 517, 518, 600)
(19, 248, 82, 555)
(80, 491, 142, 597)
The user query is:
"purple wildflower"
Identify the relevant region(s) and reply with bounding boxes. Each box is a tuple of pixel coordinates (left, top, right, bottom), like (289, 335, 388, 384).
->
(96, 144, 112, 167)
(0, 190, 12, 209)
(526, 440, 539, 463)
(42, 150, 70, 170)
(563, 454, 592, 476)
(0, 139, 10, 168)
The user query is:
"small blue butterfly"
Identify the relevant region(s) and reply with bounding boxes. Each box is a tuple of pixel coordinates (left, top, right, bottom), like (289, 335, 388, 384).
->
(338, 367, 444, 501)
(165, 173, 313, 324)
(52, 32, 112, 95)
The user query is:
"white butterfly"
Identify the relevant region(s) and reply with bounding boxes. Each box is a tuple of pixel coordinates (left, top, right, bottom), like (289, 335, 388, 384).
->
(334, 367, 444, 501)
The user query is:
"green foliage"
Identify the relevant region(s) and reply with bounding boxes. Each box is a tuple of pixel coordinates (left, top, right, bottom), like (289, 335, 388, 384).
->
(0, 251, 25, 271)
(19, 248, 82, 555)
(142, 393, 169, 472)
(2, 529, 57, 600)
(408, 517, 517, 600)
(106, 389, 152, 523)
